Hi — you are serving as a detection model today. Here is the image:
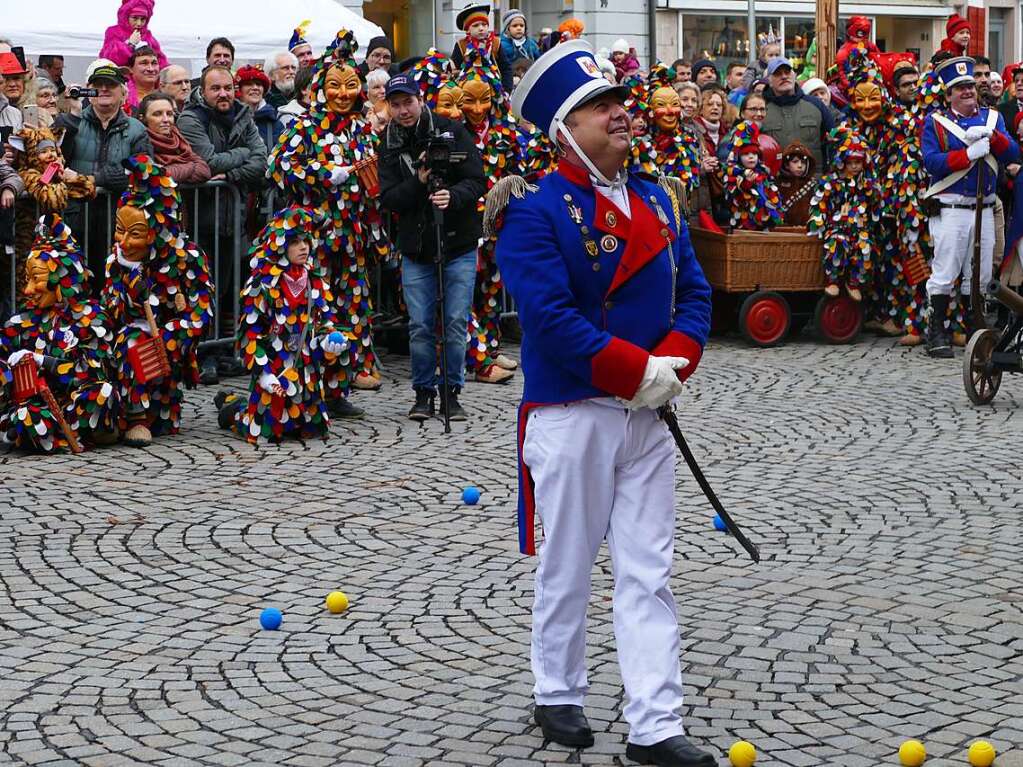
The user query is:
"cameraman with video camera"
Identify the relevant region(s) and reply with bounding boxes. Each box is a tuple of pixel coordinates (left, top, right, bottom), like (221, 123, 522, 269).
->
(378, 74, 486, 423)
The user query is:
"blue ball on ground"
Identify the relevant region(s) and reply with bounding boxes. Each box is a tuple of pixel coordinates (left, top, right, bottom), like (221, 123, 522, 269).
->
(713, 514, 727, 532)
(327, 331, 344, 345)
(259, 607, 282, 630)
(462, 486, 481, 505)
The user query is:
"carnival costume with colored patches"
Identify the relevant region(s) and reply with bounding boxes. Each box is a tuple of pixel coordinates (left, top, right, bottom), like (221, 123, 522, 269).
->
(808, 127, 883, 293)
(12, 126, 96, 301)
(643, 64, 701, 200)
(102, 155, 213, 444)
(1, 216, 119, 452)
(724, 122, 782, 231)
(843, 46, 925, 331)
(457, 44, 522, 379)
(227, 208, 347, 444)
(268, 30, 388, 397)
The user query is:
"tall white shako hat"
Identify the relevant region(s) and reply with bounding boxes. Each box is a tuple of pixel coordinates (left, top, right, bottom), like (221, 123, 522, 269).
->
(935, 56, 976, 90)
(512, 39, 628, 184)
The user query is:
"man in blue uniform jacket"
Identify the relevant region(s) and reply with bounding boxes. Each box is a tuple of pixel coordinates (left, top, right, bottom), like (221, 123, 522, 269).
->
(921, 56, 1020, 357)
(492, 40, 714, 767)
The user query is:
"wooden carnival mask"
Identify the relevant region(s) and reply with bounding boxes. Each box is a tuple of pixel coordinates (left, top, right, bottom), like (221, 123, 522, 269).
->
(851, 81, 884, 124)
(460, 78, 493, 128)
(324, 64, 362, 115)
(23, 255, 58, 309)
(435, 84, 464, 121)
(114, 205, 151, 263)
(650, 85, 682, 132)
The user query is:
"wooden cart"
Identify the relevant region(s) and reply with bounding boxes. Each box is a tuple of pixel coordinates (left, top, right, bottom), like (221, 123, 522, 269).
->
(690, 226, 863, 347)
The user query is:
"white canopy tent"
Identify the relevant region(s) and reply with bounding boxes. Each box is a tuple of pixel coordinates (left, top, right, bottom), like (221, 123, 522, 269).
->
(8, 0, 384, 75)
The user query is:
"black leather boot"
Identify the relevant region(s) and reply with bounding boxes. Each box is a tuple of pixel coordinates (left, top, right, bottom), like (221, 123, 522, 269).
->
(533, 705, 594, 748)
(439, 386, 467, 422)
(625, 735, 716, 766)
(408, 388, 435, 421)
(926, 294, 953, 358)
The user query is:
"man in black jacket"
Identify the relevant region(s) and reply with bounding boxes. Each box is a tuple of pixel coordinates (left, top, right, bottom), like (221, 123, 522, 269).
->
(378, 74, 487, 422)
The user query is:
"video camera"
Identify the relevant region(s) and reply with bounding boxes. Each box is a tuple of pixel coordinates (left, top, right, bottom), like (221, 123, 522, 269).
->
(417, 130, 467, 193)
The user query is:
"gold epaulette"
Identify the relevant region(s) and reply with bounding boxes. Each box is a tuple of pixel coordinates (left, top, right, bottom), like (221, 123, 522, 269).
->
(483, 175, 538, 238)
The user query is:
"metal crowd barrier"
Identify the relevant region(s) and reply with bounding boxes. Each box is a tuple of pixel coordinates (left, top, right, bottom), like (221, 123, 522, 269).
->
(3, 181, 245, 352)
(3, 182, 520, 346)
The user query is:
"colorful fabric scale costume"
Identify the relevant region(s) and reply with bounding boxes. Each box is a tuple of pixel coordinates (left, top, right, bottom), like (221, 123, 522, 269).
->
(102, 155, 213, 447)
(808, 127, 883, 299)
(0, 215, 119, 452)
(643, 64, 701, 201)
(724, 122, 783, 231)
(224, 207, 347, 444)
(458, 43, 521, 382)
(268, 29, 387, 399)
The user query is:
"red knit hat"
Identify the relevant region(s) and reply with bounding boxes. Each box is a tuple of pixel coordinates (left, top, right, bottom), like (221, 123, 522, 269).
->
(845, 16, 872, 41)
(946, 14, 970, 39)
(234, 65, 270, 92)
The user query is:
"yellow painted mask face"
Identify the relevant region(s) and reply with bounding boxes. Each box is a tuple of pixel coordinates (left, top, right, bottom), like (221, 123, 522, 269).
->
(650, 85, 682, 132)
(324, 64, 362, 114)
(851, 82, 884, 124)
(114, 205, 151, 263)
(460, 78, 493, 128)
(435, 85, 464, 121)
(23, 256, 57, 309)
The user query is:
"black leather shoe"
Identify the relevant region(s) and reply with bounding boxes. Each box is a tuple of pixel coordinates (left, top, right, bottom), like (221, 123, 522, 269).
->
(327, 397, 365, 419)
(625, 735, 716, 766)
(533, 705, 594, 748)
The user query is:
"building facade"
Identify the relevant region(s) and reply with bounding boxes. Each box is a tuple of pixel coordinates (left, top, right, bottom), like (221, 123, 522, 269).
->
(344, 0, 1020, 74)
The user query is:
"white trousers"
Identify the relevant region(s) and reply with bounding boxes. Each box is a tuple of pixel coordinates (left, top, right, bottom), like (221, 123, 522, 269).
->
(523, 398, 684, 747)
(926, 201, 994, 297)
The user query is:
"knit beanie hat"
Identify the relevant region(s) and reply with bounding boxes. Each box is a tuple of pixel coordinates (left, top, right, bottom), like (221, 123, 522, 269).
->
(502, 10, 525, 33)
(611, 39, 629, 54)
(946, 14, 970, 39)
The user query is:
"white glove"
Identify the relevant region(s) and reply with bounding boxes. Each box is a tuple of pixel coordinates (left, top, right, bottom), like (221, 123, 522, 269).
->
(321, 335, 348, 355)
(328, 166, 351, 186)
(964, 125, 993, 144)
(259, 371, 284, 395)
(967, 138, 990, 161)
(6, 350, 42, 366)
(621, 356, 688, 410)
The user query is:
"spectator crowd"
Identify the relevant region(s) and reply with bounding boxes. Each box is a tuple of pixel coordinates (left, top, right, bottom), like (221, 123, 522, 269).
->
(2, 2, 1023, 451)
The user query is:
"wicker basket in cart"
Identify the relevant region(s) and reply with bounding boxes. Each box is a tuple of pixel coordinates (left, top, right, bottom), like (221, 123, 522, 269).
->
(689, 226, 824, 293)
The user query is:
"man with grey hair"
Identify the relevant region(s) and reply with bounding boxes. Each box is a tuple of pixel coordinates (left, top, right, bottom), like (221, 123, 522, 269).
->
(265, 51, 298, 109)
(159, 64, 192, 113)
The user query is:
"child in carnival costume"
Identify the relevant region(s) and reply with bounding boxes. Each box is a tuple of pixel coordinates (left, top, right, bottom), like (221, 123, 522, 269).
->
(808, 126, 883, 302)
(625, 74, 655, 175)
(457, 44, 520, 383)
(1, 215, 119, 453)
(645, 63, 701, 204)
(12, 126, 97, 301)
(724, 121, 783, 231)
(103, 155, 214, 448)
(217, 207, 349, 444)
(268, 30, 387, 409)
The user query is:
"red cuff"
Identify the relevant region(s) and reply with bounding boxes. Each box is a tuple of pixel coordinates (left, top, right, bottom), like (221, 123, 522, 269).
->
(947, 149, 970, 172)
(651, 331, 704, 383)
(591, 337, 649, 399)
(991, 130, 1010, 155)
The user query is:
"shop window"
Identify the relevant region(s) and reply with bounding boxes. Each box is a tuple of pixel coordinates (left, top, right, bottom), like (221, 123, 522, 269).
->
(681, 15, 780, 73)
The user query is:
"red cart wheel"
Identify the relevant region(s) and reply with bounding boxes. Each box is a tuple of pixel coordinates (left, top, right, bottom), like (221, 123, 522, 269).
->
(739, 291, 791, 347)
(815, 294, 863, 344)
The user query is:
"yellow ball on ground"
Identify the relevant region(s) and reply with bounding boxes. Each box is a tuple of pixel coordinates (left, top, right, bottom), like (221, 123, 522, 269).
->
(898, 739, 927, 766)
(728, 740, 757, 767)
(325, 591, 349, 614)
(967, 741, 996, 767)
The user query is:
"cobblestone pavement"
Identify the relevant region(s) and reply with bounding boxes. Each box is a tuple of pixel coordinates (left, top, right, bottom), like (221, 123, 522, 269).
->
(1, 335, 1022, 767)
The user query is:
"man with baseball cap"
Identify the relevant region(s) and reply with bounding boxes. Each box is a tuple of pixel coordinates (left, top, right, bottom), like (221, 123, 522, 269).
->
(761, 56, 834, 171)
(492, 40, 715, 766)
(377, 73, 486, 423)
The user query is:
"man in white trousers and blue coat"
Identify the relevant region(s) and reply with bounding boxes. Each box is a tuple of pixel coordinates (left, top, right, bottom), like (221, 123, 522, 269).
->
(491, 40, 715, 766)
(921, 55, 1020, 358)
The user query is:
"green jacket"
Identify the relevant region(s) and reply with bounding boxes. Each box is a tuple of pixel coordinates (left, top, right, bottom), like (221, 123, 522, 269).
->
(54, 106, 153, 192)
